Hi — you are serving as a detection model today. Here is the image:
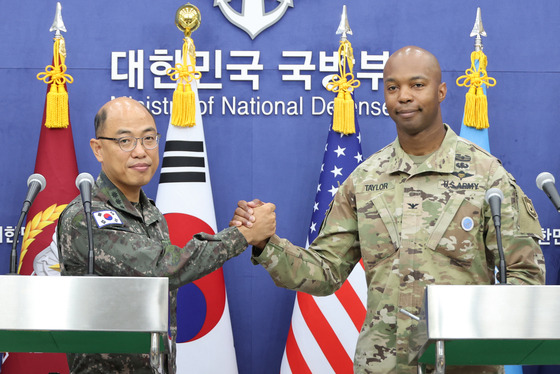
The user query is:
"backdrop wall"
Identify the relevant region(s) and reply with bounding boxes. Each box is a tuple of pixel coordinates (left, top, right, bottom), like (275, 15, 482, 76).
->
(1, 1, 559, 373)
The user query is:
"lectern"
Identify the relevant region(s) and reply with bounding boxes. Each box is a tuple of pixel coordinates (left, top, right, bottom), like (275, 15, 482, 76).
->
(409, 285, 560, 373)
(0, 275, 169, 372)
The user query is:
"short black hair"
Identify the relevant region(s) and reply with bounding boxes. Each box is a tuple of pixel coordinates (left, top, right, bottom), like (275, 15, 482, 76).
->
(94, 107, 107, 137)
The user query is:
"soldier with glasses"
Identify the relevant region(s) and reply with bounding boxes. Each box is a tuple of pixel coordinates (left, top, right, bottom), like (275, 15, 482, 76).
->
(56, 96, 276, 373)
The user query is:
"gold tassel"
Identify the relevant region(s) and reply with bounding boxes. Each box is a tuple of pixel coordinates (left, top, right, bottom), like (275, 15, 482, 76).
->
(37, 37, 73, 129)
(327, 40, 360, 135)
(171, 82, 184, 125)
(184, 82, 195, 125)
(332, 90, 345, 132)
(476, 87, 488, 127)
(167, 37, 201, 127)
(343, 91, 355, 134)
(456, 50, 496, 129)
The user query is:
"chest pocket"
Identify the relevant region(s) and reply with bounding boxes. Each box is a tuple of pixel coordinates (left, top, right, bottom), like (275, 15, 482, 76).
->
(97, 224, 134, 233)
(356, 192, 399, 266)
(427, 195, 483, 267)
(372, 194, 400, 251)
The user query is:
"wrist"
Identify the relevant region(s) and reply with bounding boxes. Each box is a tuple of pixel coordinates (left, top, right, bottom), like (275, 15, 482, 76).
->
(237, 226, 253, 245)
(252, 239, 268, 251)
(252, 244, 265, 257)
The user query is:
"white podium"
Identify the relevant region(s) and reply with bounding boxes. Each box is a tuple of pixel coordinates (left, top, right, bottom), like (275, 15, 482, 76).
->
(0, 275, 169, 372)
(409, 285, 560, 373)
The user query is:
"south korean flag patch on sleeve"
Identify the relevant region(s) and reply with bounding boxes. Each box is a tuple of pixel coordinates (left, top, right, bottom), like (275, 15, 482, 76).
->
(93, 210, 124, 228)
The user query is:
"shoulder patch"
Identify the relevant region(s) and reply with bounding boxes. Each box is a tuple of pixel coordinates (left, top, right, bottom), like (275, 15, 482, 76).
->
(93, 210, 124, 228)
(523, 195, 538, 220)
(513, 184, 542, 237)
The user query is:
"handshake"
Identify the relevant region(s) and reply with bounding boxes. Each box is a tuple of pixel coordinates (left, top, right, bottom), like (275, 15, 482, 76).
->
(230, 199, 276, 249)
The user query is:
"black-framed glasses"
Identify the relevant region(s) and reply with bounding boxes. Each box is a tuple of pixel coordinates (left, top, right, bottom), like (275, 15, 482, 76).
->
(97, 133, 161, 152)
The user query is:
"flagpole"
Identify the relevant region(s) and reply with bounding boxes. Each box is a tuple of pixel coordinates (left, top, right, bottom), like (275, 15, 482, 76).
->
(458, 8, 520, 374)
(457, 7, 496, 153)
(2, 3, 78, 373)
(154, 5, 238, 373)
(281, 6, 366, 373)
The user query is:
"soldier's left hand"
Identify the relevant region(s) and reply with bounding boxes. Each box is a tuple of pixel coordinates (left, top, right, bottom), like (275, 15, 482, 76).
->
(230, 199, 264, 228)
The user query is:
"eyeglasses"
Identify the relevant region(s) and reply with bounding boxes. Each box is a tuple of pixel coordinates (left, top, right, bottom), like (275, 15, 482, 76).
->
(97, 133, 161, 152)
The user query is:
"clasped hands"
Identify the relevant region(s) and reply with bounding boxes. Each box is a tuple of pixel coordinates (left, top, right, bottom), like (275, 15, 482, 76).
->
(230, 199, 275, 249)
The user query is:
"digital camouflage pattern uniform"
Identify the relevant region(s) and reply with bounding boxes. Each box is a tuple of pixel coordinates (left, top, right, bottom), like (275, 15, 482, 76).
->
(57, 171, 248, 374)
(252, 125, 545, 374)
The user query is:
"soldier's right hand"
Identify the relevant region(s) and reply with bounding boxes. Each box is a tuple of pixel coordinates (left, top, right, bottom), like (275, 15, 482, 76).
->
(238, 203, 276, 248)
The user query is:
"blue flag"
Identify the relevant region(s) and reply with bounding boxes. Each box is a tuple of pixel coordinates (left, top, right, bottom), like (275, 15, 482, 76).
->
(459, 57, 522, 374)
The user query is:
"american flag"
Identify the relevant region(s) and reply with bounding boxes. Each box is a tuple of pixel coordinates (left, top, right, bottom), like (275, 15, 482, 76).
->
(281, 108, 367, 373)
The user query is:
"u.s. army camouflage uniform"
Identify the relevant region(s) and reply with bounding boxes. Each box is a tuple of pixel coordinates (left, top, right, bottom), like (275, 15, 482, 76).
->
(57, 171, 248, 374)
(252, 125, 545, 374)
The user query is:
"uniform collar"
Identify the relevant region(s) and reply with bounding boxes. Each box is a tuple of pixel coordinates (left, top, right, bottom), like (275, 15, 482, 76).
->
(387, 124, 458, 175)
(96, 171, 160, 225)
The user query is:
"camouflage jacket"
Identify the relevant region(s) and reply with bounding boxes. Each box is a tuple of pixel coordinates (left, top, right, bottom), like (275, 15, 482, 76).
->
(253, 126, 545, 374)
(57, 171, 248, 374)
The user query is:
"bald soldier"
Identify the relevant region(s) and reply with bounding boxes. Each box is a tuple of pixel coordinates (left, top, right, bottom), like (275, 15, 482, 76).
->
(57, 97, 276, 374)
(233, 46, 545, 373)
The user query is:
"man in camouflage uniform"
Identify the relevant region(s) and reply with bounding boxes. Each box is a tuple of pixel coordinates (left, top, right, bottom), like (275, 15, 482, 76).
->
(234, 46, 545, 373)
(57, 97, 276, 373)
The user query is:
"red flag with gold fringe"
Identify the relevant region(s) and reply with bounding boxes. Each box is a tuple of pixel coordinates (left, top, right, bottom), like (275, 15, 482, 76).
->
(2, 28, 77, 374)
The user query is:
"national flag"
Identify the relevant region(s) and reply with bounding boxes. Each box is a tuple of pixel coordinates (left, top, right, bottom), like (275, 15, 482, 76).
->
(459, 58, 522, 374)
(2, 26, 77, 374)
(456, 17, 522, 374)
(281, 13, 367, 372)
(280, 108, 366, 373)
(155, 78, 238, 373)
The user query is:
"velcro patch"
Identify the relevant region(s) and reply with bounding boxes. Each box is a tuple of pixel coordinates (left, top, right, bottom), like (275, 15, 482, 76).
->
(93, 210, 124, 228)
(523, 195, 538, 220)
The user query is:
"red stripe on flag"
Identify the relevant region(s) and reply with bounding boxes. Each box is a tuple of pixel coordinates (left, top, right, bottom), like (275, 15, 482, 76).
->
(334, 281, 367, 332)
(298, 293, 354, 373)
(285, 325, 312, 374)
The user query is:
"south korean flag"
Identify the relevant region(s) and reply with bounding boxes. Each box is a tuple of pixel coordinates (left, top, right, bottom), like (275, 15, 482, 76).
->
(155, 77, 238, 374)
(93, 210, 123, 228)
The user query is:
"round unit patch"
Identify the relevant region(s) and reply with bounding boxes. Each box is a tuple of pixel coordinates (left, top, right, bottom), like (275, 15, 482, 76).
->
(461, 216, 474, 232)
